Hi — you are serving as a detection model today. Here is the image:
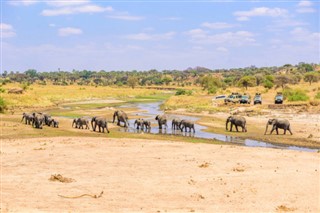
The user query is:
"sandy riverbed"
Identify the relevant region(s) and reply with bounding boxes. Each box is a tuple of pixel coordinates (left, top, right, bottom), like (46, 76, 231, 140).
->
(1, 137, 319, 212)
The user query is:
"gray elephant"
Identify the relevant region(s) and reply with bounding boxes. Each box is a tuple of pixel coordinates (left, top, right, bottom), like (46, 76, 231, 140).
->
(226, 116, 247, 132)
(171, 118, 181, 130)
(264, 119, 293, 135)
(73, 117, 90, 129)
(155, 115, 168, 129)
(32, 112, 45, 129)
(134, 118, 144, 130)
(51, 119, 59, 128)
(21, 113, 34, 125)
(43, 114, 52, 126)
(113, 110, 129, 127)
(91, 116, 110, 133)
(142, 120, 151, 131)
(179, 120, 195, 133)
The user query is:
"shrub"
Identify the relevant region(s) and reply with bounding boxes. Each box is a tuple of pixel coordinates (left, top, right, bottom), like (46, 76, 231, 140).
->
(207, 86, 217, 94)
(283, 89, 309, 101)
(0, 97, 6, 113)
(175, 89, 193, 96)
(0, 87, 5, 93)
(263, 80, 274, 89)
(315, 92, 320, 100)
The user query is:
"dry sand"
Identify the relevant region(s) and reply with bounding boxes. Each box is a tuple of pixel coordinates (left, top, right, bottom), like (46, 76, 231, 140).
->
(1, 137, 319, 212)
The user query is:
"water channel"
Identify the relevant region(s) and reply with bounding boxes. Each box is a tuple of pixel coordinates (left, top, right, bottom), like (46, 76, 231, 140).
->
(119, 101, 318, 153)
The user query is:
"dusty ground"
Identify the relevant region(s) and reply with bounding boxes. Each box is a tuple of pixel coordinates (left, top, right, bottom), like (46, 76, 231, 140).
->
(1, 137, 319, 212)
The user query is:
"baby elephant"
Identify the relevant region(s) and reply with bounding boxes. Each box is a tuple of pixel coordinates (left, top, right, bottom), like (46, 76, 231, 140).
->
(142, 120, 151, 131)
(264, 119, 292, 135)
(179, 120, 195, 133)
(172, 118, 181, 130)
(134, 119, 144, 130)
(51, 119, 59, 128)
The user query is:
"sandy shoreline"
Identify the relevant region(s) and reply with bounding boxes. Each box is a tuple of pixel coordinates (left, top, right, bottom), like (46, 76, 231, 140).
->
(1, 137, 319, 212)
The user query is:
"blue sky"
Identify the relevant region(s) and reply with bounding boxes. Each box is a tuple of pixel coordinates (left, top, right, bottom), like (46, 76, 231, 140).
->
(1, 0, 319, 72)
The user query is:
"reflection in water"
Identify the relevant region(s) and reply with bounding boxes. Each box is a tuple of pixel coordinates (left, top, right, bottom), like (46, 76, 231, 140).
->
(117, 102, 318, 152)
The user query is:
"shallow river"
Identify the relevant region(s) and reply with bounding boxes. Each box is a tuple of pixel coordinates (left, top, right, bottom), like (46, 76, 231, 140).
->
(119, 102, 318, 152)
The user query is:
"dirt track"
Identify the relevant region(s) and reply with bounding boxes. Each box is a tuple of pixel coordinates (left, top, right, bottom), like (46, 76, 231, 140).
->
(1, 137, 319, 212)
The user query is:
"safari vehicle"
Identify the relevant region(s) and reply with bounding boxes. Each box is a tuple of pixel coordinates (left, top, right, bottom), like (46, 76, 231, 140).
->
(254, 93, 262, 105)
(274, 92, 283, 104)
(213, 94, 227, 100)
(224, 93, 242, 104)
(240, 94, 251, 104)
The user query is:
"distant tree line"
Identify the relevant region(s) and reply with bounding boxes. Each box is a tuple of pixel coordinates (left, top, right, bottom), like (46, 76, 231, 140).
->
(1, 62, 319, 93)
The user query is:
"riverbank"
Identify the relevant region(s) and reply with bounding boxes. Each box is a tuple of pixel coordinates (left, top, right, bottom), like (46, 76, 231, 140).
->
(1, 137, 319, 212)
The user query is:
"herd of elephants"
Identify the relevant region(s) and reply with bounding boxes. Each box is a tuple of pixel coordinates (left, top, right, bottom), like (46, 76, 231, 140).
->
(21, 109, 294, 136)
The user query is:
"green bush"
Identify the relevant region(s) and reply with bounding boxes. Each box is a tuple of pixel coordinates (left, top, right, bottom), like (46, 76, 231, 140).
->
(263, 80, 274, 89)
(207, 86, 217, 94)
(175, 89, 193, 96)
(283, 89, 309, 101)
(0, 97, 6, 113)
(315, 92, 320, 100)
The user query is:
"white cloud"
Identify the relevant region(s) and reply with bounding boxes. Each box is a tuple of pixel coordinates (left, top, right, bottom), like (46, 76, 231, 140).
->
(216, 47, 229, 53)
(41, 4, 113, 16)
(58, 27, 82, 36)
(46, 0, 90, 7)
(108, 15, 145, 21)
(124, 32, 176, 41)
(201, 22, 235, 29)
(290, 27, 320, 42)
(298, 0, 313, 7)
(234, 7, 288, 21)
(7, 0, 38, 6)
(296, 1, 315, 13)
(187, 29, 256, 46)
(0, 23, 16, 38)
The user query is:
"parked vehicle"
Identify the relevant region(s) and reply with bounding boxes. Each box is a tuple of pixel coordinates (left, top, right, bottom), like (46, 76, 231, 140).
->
(274, 92, 283, 104)
(253, 93, 262, 105)
(224, 93, 242, 104)
(213, 95, 227, 100)
(240, 94, 251, 104)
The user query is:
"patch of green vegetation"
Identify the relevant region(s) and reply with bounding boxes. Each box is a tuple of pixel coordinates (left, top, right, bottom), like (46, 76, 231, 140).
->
(0, 97, 7, 113)
(128, 93, 172, 102)
(315, 92, 320, 100)
(283, 88, 309, 101)
(175, 89, 193, 96)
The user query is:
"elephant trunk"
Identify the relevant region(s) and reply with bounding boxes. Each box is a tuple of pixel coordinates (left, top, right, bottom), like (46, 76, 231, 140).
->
(112, 112, 116, 123)
(264, 124, 269, 135)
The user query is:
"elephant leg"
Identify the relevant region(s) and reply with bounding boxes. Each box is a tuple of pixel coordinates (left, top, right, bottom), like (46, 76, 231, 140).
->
(276, 128, 279, 135)
(235, 125, 239, 132)
(288, 126, 293, 135)
(158, 122, 162, 129)
(230, 123, 233, 132)
(284, 129, 286, 135)
(117, 121, 120, 126)
(270, 126, 276, 134)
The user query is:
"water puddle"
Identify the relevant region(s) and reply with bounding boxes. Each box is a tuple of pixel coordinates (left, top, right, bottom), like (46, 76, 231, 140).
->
(118, 102, 318, 152)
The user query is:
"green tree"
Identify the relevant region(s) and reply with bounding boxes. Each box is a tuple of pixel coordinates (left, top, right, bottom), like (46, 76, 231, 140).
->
(127, 76, 138, 89)
(162, 75, 173, 86)
(237, 76, 256, 90)
(303, 72, 319, 85)
(274, 75, 292, 89)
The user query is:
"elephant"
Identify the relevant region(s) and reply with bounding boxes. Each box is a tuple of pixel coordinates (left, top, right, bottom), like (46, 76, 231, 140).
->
(91, 116, 110, 133)
(21, 113, 34, 125)
(264, 119, 293, 135)
(73, 117, 90, 129)
(171, 118, 181, 130)
(226, 116, 247, 132)
(32, 112, 45, 129)
(51, 119, 59, 128)
(134, 119, 144, 130)
(179, 120, 195, 133)
(43, 114, 52, 126)
(155, 115, 168, 129)
(142, 120, 151, 131)
(113, 110, 129, 127)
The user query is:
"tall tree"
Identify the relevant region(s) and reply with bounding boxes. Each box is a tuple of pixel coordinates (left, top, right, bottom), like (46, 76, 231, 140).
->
(304, 72, 319, 85)
(237, 76, 256, 90)
(127, 76, 138, 89)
